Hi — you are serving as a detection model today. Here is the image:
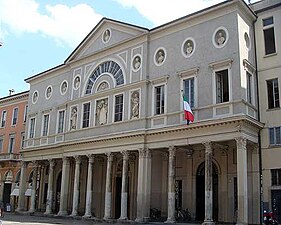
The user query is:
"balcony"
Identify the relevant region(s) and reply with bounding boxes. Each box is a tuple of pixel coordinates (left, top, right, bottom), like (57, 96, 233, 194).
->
(0, 153, 21, 161)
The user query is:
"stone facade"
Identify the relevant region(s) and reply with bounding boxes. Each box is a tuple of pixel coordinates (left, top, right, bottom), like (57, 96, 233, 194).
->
(18, 0, 265, 224)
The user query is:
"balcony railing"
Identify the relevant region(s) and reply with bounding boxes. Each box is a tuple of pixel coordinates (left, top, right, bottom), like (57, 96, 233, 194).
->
(0, 153, 21, 161)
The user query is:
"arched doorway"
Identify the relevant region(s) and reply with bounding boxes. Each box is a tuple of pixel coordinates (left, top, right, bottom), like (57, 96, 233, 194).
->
(196, 162, 218, 221)
(55, 172, 62, 213)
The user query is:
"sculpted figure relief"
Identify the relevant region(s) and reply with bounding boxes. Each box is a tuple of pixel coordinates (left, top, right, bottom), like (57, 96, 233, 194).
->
(217, 32, 225, 45)
(46, 87, 52, 98)
(131, 91, 140, 119)
(74, 76, 80, 89)
(157, 50, 165, 64)
(96, 99, 108, 125)
(61, 82, 67, 94)
(103, 29, 110, 42)
(70, 107, 77, 130)
(133, 56, 141, 70)
(186, 42, 193, 54)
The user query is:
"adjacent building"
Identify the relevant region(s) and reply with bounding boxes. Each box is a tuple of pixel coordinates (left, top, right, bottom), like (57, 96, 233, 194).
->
(252, 0, 281, 222)
(0, 91, 29, 211)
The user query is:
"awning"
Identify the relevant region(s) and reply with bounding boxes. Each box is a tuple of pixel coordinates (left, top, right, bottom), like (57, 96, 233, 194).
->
(25, 188, 31, 197)
(10, 188, 19, 196)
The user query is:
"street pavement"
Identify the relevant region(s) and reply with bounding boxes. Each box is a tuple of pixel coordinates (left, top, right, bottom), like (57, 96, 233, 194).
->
(0, 212, 97, 225)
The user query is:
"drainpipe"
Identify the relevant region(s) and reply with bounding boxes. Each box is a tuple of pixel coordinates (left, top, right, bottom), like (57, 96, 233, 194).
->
(252, 15, 263, 225)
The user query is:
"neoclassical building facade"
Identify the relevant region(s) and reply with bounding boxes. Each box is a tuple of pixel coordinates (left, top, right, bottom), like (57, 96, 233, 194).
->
(19, 0, 263, 224)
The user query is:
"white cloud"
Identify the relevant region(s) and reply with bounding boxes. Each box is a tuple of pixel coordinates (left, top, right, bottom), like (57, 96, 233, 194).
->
(114, 0, 258, 26)
(0, 0, 102, 47)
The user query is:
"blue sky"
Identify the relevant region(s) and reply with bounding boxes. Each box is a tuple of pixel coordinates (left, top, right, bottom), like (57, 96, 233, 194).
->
(0, 0, 257, 98)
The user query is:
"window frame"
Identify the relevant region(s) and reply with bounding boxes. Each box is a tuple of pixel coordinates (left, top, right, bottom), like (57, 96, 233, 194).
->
(271, 169, 281, 186)
(29, 117, 36, 139)
(41, 114, 50, 136)
(113, 93, 124, 122)
(267, 78, 280, 109)
(23, 105, 28, 123)
(1, 110, 7, 128)
(11, 107, 19, 126)
(153, 83, 166, 115)
(8, 134, 15, 153)
(0, 136, 3, 152)
(262, 16, 276, 55)
(183, 77, 195, 108)
(57, 110, 65, 134)
(269, 126, 281, 146)
(82, 102, 91, 128)
(246, 71, 254, 105)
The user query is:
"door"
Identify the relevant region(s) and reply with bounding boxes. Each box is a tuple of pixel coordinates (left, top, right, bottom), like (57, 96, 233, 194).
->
(115, 177, 122, 218)
(272, 190, 281, 222)
(55, 172, 62, 213)
(196, 162, 218, 221)
(3, 183, 12, 209)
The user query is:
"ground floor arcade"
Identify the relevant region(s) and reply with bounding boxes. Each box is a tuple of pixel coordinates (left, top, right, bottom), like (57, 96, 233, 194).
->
(18, 117, 262, 224)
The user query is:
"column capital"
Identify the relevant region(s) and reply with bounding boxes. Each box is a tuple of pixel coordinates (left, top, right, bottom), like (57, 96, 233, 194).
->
(235, 137, 247, 150)
(48, 159, 55, 169)
(138, 148, 151, 158)
(62, 156, 70, 165)
(87, 154, 95, 163)
(168, 146, 176, 159)
(21, 161, 28, 168)
(202, 141, 212, 149)
(186, 147, 193, 158)
(162, 152, 168, 161)
(121, 151, 129, 160)
(74, 155, 82, 164)
(106, 152, 114, 162)
(32, 160, 39, 168)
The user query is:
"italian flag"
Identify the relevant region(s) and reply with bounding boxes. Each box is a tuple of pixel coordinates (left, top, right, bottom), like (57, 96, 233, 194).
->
(183, 95, 194, 124)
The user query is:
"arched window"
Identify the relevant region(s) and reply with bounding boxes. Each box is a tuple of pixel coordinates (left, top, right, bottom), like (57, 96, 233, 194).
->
(85, 61, 124, 94)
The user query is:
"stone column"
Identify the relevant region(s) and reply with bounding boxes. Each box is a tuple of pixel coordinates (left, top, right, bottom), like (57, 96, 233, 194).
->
(45, 159, 55, 215)
(38, 164, 45, 211)
(202, 141, 214, 225)
(17, 161, 28, 212)
(236, 137, 248, 225)
(104, 152, 113, 220)
(29, 161, 38, 213)
(136, 148, 151, 222)
(161, 152, 168, 217)
(71, 156, 81, 217)
(166, 146, 176, 223)
(119, 151, 129, 220)
(83, 155, 95, 218)
(58, 157, 70, 216)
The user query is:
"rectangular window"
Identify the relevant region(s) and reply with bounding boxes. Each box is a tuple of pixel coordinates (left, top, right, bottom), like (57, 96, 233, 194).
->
(216, 69, 229, 103)
(21, 133, 25, 149)
(0, 136, 3, 152)
(263, 17, 276, 55)
(82, 103, 90, 128)
(155, 85, 165, 115)
(269, 127, 281, 145)
(267, 79, 280, 109)
(29, 118, 36, 138)
(42, 114, 49, 136)
(9, 135, 15, 153)
(23, 105, 28, 123)
(1, 110, 7, 127)
(183, 78, 194, 108)
(12, 108, 19, 125)
(246, 72, 252, 104)
(57, 110, 65, 133)
(272, 169, 281, 186)
(114, 94, 123, 122)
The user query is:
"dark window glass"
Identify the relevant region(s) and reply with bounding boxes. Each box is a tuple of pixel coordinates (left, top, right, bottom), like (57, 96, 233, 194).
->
(114, 94, 123, 122)
(82, 103, 90, 128)
(267, 79, 280, 109)
(216, 69, 229, 103)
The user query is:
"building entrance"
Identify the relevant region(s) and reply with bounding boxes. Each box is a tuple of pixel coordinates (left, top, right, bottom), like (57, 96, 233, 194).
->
(272, 190, 281, 222)
(196, 162, 218, 221)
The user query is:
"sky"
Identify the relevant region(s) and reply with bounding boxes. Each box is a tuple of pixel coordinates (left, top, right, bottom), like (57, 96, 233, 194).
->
(0, 0, 258, 98)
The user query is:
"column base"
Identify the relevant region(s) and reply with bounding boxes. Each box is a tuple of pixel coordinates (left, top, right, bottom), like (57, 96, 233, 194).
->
(83, 214, 92, 218)
(44, 211, 52, 215)
(57, 211, 68, 216)
(165, 218, 176, 223)
(70, 213, 78, 217)
(118, 217, 128, 220)
(236, 223, 248, 225)
(135, 217, 150, 222)
(202, 220, 215, 225)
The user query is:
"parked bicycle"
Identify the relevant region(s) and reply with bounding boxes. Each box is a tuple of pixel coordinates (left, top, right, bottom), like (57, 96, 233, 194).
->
(176, 208, 191, 222)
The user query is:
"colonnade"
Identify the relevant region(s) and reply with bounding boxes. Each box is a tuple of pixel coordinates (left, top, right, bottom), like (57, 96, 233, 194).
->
(16, 137, 251, 224)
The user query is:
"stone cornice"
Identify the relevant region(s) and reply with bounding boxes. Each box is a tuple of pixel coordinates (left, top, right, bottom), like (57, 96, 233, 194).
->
(22, 115, 263, 156)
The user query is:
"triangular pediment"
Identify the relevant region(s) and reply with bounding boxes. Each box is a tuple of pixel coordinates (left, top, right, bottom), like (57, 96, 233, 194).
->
(65, 18, 148, 63)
